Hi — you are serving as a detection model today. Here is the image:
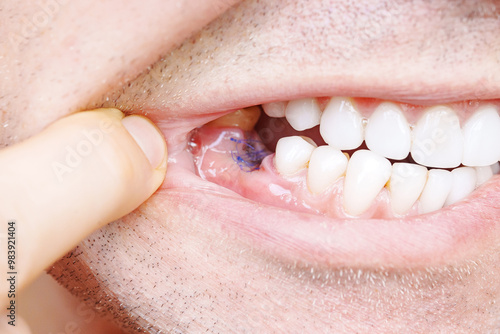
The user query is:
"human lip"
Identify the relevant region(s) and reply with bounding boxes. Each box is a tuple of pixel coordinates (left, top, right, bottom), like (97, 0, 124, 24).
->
(144, 93, 500, 270)
(99, 0, 500, 271)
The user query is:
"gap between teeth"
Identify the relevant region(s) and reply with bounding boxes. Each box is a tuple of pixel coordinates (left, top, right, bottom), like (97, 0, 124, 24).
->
(269, 97, 500, 216)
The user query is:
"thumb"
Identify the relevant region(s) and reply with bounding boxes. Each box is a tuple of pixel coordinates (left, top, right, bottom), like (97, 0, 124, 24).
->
(0, 108, 167, 303)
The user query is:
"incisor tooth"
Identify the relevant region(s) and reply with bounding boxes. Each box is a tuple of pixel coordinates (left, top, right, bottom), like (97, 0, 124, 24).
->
(411, 106, 463, 168)
(275, 136, 316, 175)
(207, 106, 261, 131)
(444, 167, 477, 206)
(285, 98, 322, 131)
(419, 169, 453, 214)
(462, 105, 500, 166)
(320, 97, 364, 150)
(343, 150, 391, 216)
(365, 102, 412, 160)
(307, 146, 348, 194)
(389, 163, 428, 215)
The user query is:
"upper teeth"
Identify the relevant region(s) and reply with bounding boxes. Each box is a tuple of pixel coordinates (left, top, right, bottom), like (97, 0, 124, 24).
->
(411, 106, 464, 168)
(285, 98, 321, 131)
(462, 105, 500, 166)
(320, 97, 365, 150)
(365, 102, 412, 160)
(269, 97, 500, 216)
(267, 97, 500, 168)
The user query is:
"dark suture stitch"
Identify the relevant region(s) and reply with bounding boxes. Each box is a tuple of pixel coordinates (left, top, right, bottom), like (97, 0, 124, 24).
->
(230, 137, 268, 172)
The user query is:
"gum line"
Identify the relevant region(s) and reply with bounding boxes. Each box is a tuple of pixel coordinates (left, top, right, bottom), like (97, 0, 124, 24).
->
(189, 126, 416, 219)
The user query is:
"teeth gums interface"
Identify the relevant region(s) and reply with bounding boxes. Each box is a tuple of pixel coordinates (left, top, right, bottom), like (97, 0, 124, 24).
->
(188, 97, 500, 218)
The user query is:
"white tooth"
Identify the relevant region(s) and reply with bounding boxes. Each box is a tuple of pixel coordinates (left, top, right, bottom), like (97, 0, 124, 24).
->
(365, 102, 412, 160)
(343, 150, 391, 216)
(444, 167, 477, 207)
(418, 169, 453, 214)
(462, 105, 500, 167)
(307, 146, 348, 194)
(492, 162, 500, 174)
(389, 163, 428, 215)
(320, 97, 364, 150)
(275, 136, 316, 175)
(411, 106, 464, 168)
(262, 102, 286, 118)
(284, 98, 322, 131)
(475, 166, 494, 187)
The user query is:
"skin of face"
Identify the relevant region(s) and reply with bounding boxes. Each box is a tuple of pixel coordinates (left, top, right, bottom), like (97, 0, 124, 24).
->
(2, 0, 500, 333)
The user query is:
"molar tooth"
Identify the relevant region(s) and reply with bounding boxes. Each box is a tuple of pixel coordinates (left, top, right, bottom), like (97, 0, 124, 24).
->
(410, 106, 464, 168)
(307, 146, 348, 194)
(320, 97, 364, 150)
(343, 150, 391, 216)
(262, 102, 287, 118)
(275, 136, 316, 175)
(207, 106, 261, 131)
(444, 167, 477, 207)
(462, 105, 500, 166)
(285, 98, 322, 131)
(365, 102, 412, 160)
(475, 166, 494, 187)
(389, 163, 428, 215)
(418, 169, 453, 214)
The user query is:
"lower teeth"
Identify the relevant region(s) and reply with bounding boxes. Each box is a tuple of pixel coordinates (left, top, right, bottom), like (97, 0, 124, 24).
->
(189, 106, 499, 218)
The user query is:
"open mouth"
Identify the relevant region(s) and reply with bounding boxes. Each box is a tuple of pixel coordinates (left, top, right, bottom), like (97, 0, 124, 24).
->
(40, 0, 500, 331)
(152, 95, 500, 268)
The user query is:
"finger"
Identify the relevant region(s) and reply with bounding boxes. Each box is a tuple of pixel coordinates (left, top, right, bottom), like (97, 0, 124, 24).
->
(0, 108, 167, 304)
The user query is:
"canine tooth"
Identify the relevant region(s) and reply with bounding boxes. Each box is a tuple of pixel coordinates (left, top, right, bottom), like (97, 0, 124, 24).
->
(285, 98, 322, 131)
(263, 102, 286, 118)
(275, 136, 316, 175)
(444, 167, 477, 206)
(320, 97, 364, 150)
(207, 106, 261, 131)
(307, 146, 348, 194)
(411, 106, 463, 168)
(475, 166, 493, 187)
(462, 105, 500, 166)
(389, 163, 427, 215)
(343, 150, 391, 216)
(419, 169, 453, 214)
(365, 102, 411, 160)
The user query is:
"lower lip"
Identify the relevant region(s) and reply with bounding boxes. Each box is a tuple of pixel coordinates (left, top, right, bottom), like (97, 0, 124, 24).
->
(158, 154, 500, 268)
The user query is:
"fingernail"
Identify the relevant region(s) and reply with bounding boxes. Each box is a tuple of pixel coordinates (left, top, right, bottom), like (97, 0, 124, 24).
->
(121, 115, 166, 169)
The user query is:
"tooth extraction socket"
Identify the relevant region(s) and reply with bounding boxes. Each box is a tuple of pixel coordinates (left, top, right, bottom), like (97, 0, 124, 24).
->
(207, 106, 261, 131)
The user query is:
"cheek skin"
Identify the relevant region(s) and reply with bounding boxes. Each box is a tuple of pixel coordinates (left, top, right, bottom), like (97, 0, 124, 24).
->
(50, 194, 500, 333)
(0, 0, 241, 147)
(96, 0, 500, 119)
(38, 0, 500, 332)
